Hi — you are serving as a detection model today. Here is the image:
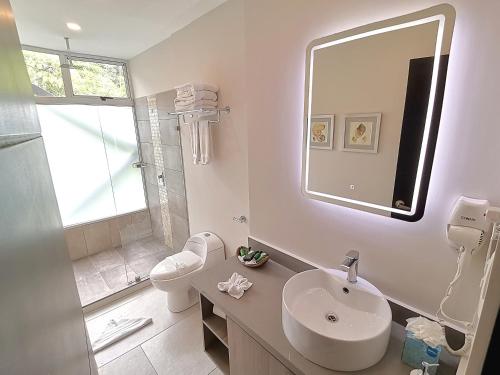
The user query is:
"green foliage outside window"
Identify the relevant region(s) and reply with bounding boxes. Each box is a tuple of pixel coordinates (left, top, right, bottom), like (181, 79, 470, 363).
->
(71, 60, 127, 98)
(22, 50, 128, 98)
(22, 50, 65, 97)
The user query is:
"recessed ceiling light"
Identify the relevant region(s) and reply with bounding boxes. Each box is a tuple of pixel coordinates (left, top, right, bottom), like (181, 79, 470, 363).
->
(66, 22, 81, 31)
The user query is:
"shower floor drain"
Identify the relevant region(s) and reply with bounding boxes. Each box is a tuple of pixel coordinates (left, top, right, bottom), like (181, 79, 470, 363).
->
(325, 312, 338, 323)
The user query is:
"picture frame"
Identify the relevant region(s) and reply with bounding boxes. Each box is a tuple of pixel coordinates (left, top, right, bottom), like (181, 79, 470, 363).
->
(342, 113, 381, 153)
(310, 115, 335, 150)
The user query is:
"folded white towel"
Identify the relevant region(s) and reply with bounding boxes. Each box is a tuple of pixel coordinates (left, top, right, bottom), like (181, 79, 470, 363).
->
(91, 317, 152, 353)
(175, 82, 218, 97)
(174, 90, 218, 102)
(174, 99, 218, 111)
(218, 272, 253, 299)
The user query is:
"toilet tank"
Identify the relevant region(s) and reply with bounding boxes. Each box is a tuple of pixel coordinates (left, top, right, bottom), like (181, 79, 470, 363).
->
(184, 232, 225, 268)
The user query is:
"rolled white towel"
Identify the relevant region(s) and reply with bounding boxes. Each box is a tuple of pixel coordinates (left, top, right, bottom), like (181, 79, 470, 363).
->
(174, 90, 217, 102)
(190, 121, 200, 164)
(175, 82, 218, 98)
(217, 272, 253, 299)
(199, 120, 211, 165)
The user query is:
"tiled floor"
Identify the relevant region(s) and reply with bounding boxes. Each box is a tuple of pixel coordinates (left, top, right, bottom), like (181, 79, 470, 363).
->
(85, 286, 222, 375)
(73, 236, 173, 306)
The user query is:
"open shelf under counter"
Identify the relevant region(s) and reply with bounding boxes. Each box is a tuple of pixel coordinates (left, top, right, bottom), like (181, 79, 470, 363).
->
(203, 313, 228, 348)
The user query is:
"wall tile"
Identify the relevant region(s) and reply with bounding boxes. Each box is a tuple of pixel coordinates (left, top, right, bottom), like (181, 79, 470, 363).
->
(109, 215, 133, 248)
(140, 142, 154, 165)
(168, 191, 188, 220)
(137, 120, 152, 143)
(165, 169, 185, 197)
(162, 145, 183, 172)
(119, 211, 152, 245)
(64, 227, 88, 260)
(84, 221, 112, 255)
(145, 181, 160, 210)
(171, 213, 189, 251)
(134, 97, 149, 121)
(159, 119, 180, 146)
(143, 164, 158, 186)
(109, 220, 122, 249)
(149, 205, 164, 240)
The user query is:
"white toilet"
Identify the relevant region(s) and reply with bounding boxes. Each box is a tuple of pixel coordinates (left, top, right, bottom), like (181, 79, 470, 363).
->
(150, 232, 225, 312)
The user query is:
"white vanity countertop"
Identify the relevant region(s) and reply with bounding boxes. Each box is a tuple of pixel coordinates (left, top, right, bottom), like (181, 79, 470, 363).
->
(192, 256, 457, 375)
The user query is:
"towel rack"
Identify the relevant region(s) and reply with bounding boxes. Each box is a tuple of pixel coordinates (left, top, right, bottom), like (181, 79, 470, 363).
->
(167, 106, 230, 125)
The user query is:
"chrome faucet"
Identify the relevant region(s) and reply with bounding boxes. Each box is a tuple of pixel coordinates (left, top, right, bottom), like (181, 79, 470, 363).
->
(340, 250, 359, 283)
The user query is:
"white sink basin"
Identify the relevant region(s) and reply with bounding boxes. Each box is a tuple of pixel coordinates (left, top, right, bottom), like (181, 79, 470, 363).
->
(282, 269, 392, 371)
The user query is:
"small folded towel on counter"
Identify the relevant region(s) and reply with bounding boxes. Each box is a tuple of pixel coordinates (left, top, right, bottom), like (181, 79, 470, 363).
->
(218, 272, 253, 299)
(175, 82, 218, 98)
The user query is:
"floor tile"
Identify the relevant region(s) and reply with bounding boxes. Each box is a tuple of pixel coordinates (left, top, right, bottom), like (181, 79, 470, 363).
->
(73, 256, 98, 278)
(90, 249, 126, 272)
(76, 272, 112, 306)
(141, 312, 216, 375)
(128, 252, 166, 277)
(100, 265, 137, 291)
(84, 284, 152, 321)
(118, 237, 166, 263)
(86, 287, 199, 367)
(98, 347, 156, 375)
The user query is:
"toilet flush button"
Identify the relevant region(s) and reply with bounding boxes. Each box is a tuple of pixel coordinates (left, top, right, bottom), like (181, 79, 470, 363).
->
(204, 233, 211, 237)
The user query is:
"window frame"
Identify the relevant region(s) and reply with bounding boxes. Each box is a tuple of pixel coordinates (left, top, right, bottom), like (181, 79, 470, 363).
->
(22, 45, 134, 107)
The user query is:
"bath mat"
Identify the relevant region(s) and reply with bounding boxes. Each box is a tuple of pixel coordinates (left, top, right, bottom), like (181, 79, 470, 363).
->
(91, 317, 153, 353)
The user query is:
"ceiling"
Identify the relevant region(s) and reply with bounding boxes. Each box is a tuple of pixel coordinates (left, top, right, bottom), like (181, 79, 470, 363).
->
(11, 0, 227, 59)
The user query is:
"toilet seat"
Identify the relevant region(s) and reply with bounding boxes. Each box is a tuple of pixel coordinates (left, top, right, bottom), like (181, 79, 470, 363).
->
(150, 251, 203, 281)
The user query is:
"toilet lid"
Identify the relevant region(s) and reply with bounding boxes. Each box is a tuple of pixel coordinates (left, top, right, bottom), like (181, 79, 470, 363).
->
(150, 251, 203, 281)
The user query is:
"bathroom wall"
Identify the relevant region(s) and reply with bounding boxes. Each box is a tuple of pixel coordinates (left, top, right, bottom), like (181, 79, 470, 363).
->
(129, 0, 500, 321)
(129, 0, 249, 256)
(64, 209, 151, 260)
(245, 0, 500, 320)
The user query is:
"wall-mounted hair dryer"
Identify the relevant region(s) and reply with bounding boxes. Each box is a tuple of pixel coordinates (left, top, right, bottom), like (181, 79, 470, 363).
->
(446, 196, 489, 254)
(439, 196, 491, 356)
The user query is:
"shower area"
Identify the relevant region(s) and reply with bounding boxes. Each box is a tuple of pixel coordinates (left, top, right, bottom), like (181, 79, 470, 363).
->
(57, 90, 189, 306)
(23, 48, 189, 307)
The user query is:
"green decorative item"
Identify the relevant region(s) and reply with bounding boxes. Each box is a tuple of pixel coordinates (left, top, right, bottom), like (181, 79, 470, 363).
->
(236, 246, 270, 268)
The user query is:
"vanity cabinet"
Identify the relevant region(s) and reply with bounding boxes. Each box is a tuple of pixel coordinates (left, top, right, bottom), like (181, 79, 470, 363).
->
(200, 292, 293, 375)
(228, 317, 293, 375)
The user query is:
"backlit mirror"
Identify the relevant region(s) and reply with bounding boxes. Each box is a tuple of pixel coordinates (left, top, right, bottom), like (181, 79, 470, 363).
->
(302, 5, 455, 221)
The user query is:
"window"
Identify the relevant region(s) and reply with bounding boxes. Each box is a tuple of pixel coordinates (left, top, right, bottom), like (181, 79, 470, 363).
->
(22, 46, 131, 103)
(70, 60, 128, 98)
(38, 105, 146, 226)
(22, 50, 65, 97)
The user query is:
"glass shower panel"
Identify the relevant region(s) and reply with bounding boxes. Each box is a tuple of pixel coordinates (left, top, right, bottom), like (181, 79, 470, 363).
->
(38, 105, 116, 226)
(98, 106, 146, 216)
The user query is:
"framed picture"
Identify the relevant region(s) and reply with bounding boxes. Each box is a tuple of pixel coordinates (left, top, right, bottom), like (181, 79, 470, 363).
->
(342, 113, 381, 153)
(310, 115, 334, 149)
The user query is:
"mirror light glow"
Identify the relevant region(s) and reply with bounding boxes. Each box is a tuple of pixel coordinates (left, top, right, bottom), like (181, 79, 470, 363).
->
(304, 14, 446, 216)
